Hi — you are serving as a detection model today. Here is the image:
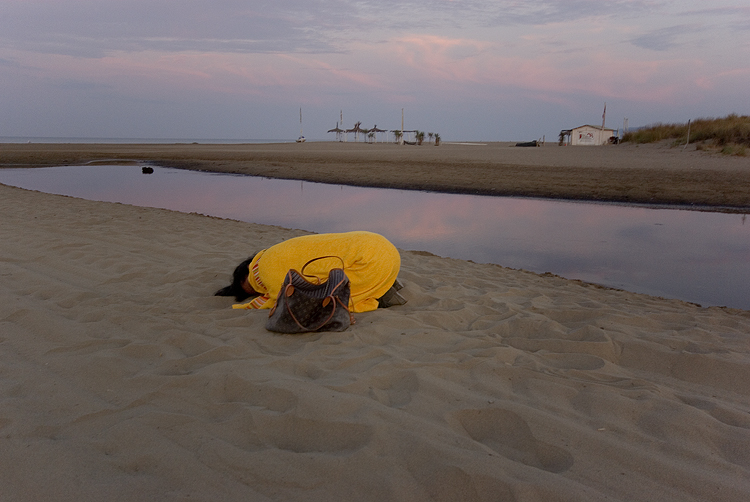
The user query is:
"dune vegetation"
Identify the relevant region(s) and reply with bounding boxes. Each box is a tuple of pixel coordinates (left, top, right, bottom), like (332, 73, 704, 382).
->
(622, 114, 749, 155)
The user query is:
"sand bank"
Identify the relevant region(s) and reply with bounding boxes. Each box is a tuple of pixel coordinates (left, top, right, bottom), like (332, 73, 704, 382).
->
(2, 141, 750, 210)
(1, 183, 749, 501)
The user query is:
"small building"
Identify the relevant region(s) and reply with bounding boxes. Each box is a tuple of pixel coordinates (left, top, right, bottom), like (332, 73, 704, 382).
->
(562, 125, 615, 146)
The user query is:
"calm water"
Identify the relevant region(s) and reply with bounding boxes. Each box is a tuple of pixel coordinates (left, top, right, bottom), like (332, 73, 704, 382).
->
(1, 165, 748, 310)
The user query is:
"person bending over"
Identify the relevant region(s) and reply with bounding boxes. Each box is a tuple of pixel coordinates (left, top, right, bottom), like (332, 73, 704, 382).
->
(215, 231, 406, 312)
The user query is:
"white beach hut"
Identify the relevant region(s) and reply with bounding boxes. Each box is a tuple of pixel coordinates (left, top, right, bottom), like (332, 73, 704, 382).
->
(569, 125, 615, 145)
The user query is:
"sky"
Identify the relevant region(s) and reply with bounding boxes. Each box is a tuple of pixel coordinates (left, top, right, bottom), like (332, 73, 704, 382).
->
(1, 1, 748, 142)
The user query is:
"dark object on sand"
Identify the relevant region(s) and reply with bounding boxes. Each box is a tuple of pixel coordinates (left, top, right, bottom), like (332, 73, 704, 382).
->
(515, 140, 538, 147)
(141, 166, 154, 174)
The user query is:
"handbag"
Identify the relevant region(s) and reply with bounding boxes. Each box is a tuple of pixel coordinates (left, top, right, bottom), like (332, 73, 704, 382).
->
(265, 256, 353, 333)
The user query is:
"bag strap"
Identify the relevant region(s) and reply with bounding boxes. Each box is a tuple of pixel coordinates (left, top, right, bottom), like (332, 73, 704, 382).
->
(300, 256, 345, 283)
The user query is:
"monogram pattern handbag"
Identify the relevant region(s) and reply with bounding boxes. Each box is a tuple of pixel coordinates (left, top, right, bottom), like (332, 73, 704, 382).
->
(265, 256, 352, 333)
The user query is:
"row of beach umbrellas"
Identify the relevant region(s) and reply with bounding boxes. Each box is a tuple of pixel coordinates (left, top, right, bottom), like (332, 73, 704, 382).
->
(327, 121, 406, 142)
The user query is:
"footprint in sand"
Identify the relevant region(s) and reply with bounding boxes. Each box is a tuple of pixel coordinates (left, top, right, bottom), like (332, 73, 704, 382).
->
(539, 352, 606, 371)
(220, 375, 298, 413)
(369, 370, 419, 408)
(456, 408, 574, 473)
(254, 414, 373, 454)
(678, 395, 750, 429)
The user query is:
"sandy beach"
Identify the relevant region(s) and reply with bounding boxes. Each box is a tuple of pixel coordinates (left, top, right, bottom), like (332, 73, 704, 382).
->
(2, 179, 750, 500)
(1, 142, 750, 500)
(2, 141, 750, 210)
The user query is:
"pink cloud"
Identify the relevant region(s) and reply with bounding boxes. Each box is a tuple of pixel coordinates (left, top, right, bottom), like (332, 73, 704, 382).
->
(695, 66, 750, 90)
(379, 33, 706, 105)
(277, 53, 388, 90)
(390, 35, 491, 82)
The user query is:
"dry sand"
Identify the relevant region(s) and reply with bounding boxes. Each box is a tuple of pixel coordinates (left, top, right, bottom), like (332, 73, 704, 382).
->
(2, 180, 750, 501)
(2, 141, 750, 210)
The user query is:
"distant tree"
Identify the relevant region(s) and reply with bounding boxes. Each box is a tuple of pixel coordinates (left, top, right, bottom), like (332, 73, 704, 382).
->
(394, 130, 403, 143)
(428, 132, 434, 143)
(415, 130, 425, 145)
(434, 133, 441, 146)
(367, 131, 375, 143)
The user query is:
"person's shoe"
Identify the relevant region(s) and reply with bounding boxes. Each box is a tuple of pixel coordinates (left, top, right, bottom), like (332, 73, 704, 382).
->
(377, 286, 407, 308)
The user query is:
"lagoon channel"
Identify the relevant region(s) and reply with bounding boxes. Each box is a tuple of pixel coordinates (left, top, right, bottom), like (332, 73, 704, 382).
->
(1, 164, 748, 310)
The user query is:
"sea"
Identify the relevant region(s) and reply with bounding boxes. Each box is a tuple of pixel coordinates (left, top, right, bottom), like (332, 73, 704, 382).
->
(0, 137, 293, 144)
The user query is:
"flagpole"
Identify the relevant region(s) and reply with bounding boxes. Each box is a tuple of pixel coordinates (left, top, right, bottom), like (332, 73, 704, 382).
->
(400, 108, 404, 145)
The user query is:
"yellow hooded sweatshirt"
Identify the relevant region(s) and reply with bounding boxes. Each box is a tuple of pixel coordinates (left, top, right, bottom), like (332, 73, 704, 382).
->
(232, 231, 400, 313)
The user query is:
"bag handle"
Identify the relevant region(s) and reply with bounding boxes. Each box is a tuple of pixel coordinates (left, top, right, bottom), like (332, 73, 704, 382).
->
(300, 256, 353, 312)
(283, 273, 351, 331)
(300, 255, 345, 283)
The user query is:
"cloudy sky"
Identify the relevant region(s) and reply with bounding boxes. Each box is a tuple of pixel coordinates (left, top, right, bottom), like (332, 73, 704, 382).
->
(1, 1, 748, 141)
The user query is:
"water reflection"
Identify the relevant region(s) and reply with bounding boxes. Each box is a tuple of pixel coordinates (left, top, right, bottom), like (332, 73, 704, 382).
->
(1, 165, 748, 310)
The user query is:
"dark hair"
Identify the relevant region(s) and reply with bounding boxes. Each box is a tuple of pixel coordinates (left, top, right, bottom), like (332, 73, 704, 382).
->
(214, 255, 258, 302)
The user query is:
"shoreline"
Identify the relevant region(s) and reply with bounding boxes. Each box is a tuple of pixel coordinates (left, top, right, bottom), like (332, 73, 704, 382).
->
(2, 141, 750, 212)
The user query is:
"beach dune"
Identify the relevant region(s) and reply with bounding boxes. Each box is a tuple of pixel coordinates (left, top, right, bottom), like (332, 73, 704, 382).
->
(2, 183, 749, 501)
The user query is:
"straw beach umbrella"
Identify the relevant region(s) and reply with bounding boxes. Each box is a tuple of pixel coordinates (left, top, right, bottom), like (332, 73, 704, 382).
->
(327, 122, 344, 142)
(346, 121, 364, 142)
(369, 125, 388, 143)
